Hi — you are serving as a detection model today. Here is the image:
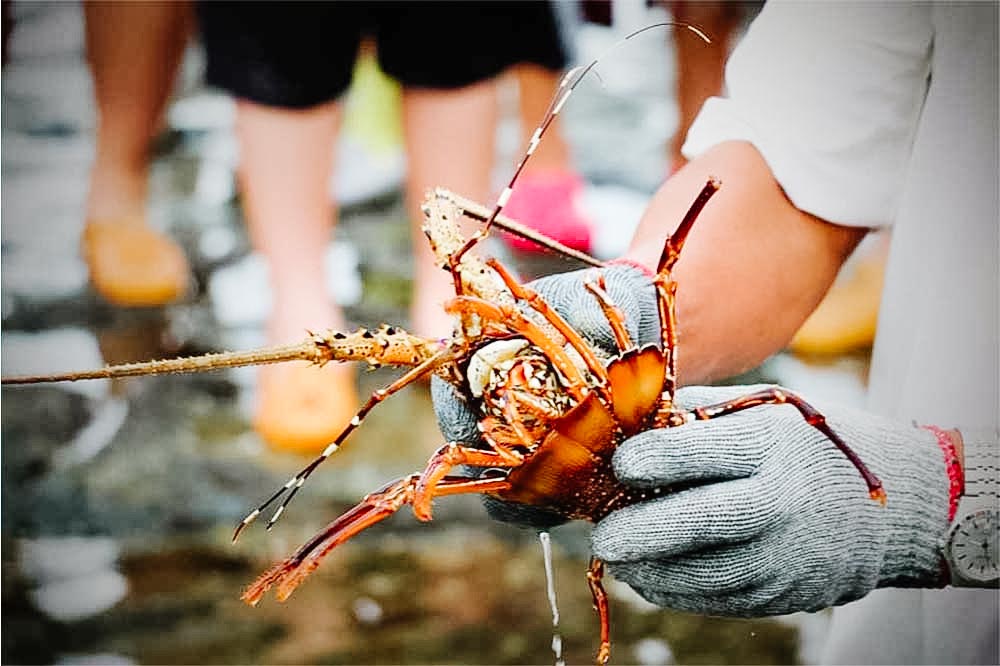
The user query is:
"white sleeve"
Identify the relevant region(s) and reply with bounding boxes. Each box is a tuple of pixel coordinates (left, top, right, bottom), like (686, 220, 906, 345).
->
(682, 2, 933, 228)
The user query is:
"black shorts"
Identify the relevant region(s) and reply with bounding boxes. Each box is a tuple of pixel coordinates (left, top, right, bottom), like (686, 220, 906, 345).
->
(198, 1, 568, 109)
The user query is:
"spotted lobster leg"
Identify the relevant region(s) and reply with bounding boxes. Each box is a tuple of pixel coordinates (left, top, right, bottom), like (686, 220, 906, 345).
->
(587, 557, 612, 666)
(411, 441, 525, 521)
(671, 387, 887, 503)
(651, 178, 721, 420)
(242, 474, 512, 606)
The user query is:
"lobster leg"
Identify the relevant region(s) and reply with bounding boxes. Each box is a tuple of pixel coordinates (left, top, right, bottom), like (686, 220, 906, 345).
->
(651, 275, 681, 419)
(583, 275, 634, 352)
(674, 387, 886, 503)
(652, 178, 723, 424)
(412, 441, 525, 520)
(242, 474, 512, 606)
(486, 258, 611, 395)
(587, 557, 612, 666)
(234, 349, 452, 540)
(445, 296, 591, 402)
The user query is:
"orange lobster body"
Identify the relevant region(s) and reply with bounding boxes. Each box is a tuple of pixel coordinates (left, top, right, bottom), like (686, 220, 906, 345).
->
(492, 345, 667, 522)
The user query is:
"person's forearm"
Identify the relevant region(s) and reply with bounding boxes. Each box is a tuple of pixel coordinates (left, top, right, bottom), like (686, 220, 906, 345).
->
(624, 141, 868, 385)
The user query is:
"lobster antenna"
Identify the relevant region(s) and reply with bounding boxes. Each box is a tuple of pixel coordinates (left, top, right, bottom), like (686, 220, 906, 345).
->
(451, 21, 712, 266)
(1, 342, 319, 385)
(1, 326, 443, 385)
(443, 190, 605, 268)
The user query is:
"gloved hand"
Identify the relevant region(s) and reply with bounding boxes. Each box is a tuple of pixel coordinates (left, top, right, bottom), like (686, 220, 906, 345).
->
(592, 384, 952, 617)
(431, 262, 659, 528)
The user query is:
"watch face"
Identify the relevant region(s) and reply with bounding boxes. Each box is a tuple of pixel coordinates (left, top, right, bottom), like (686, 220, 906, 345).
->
(948, 507, 999, 583)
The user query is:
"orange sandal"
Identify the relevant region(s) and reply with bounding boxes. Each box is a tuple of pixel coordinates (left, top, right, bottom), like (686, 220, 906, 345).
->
(253, 363, 360, 455)
(82, 219, 190, 306)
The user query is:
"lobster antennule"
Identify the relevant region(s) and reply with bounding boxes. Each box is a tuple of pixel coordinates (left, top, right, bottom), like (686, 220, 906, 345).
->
(1, 325, 443, 385)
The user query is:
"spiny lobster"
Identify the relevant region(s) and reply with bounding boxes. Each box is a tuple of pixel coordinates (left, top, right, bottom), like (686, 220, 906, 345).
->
(2, 24, 886, 665)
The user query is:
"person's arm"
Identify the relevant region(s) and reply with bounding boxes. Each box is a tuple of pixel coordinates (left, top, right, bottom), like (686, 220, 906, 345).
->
(624, 141, 868, 385)
(625, 2, 934, 384)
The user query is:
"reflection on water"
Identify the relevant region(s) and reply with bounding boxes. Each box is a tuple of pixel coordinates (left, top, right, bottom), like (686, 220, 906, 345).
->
(19, 537, 127, 623)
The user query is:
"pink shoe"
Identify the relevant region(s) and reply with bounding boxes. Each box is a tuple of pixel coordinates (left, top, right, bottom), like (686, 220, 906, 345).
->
(501, 170, 593, 253)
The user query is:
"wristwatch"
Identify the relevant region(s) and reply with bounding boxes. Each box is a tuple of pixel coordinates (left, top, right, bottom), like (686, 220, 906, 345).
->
(943, 429, 999, 587)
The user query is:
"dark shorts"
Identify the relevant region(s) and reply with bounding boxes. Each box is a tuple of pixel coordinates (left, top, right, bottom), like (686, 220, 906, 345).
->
(198, 1, 568, 109)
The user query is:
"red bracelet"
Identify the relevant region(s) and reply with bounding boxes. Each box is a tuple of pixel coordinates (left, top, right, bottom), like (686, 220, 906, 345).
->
(923, 425, 964, 521)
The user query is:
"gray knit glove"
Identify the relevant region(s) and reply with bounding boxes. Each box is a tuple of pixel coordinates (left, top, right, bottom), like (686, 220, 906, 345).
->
(432, 263, 658, 528)
(593, 384, 952, 617)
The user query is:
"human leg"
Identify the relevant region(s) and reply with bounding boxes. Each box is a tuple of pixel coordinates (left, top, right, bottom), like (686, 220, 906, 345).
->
(198, 1, 364, 451)
(401, 81, 498, 339)
(378, 1, 576, 332)
(235, 101, 344, 344)
(82, 0, 192, 305)
(234, 99, 360, 453)
(668, 1, 740, 172)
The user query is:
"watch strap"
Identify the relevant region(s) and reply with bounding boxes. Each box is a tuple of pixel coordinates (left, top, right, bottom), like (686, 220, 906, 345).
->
(961, 427, 999, 501)
(948, 427, 999, 587)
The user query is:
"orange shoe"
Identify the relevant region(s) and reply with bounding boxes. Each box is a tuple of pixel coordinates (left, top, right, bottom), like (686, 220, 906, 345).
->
(790, 241, 887, 355)
(82, 219, 190, 306)
(253, 363, 360, 455)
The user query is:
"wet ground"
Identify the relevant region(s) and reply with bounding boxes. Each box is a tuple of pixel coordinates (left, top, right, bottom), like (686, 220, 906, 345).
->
(2, 4, 869, 665)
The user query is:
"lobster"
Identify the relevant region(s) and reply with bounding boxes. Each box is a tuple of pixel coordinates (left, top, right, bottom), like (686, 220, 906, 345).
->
(2, 25, 886, 665)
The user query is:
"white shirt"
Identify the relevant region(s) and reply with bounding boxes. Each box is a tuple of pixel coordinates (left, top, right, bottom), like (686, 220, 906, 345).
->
(682, 2, 998, 662)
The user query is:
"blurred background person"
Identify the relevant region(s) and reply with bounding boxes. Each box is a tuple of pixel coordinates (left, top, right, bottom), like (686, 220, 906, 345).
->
(664, 0, 743, 173)
(196, 1, 574, 453)
(82, 0, 193, 306)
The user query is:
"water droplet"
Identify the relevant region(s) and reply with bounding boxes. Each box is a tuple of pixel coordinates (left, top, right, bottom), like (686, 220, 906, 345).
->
(539, 531, 564, 666)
